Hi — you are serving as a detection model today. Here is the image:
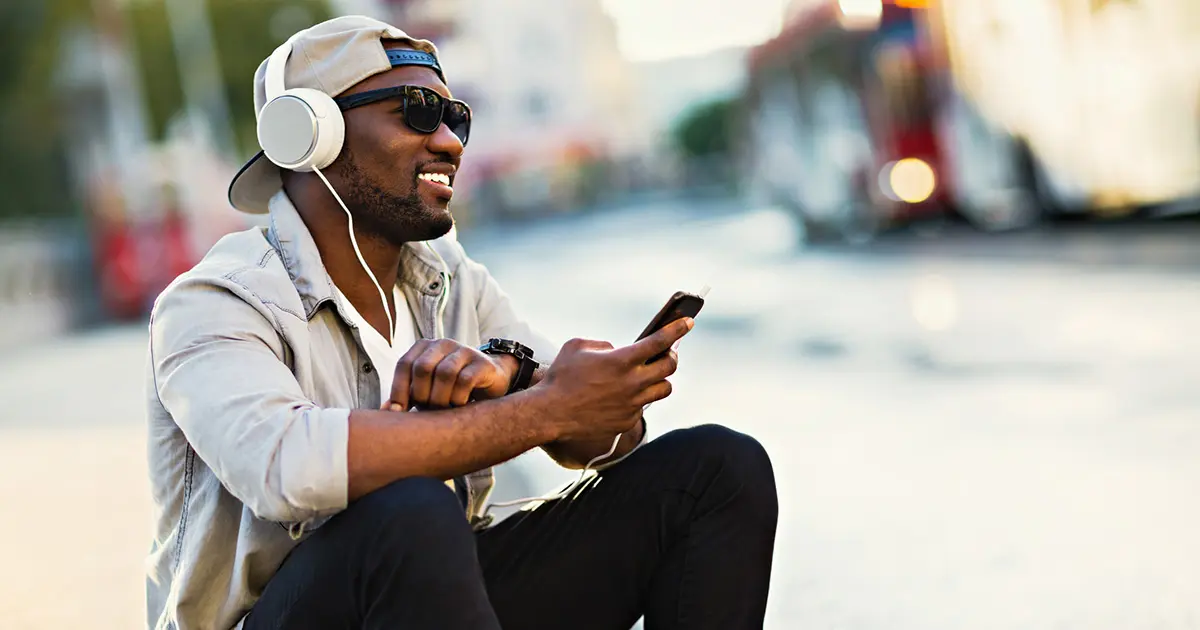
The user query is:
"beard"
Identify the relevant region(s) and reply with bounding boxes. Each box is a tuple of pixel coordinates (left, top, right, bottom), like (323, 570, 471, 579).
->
(333, 149, 454, 247)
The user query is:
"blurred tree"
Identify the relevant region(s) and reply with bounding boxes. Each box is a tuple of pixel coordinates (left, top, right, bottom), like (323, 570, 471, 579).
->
(125, 0, 333, 156)
(213, 0, 334, 155)
(0, 0, 332, 220)
(0, 0, 93, 219)
(124, 0, 183, 144)
(670, 96, 742, 188)
(671, 96, 738, 161)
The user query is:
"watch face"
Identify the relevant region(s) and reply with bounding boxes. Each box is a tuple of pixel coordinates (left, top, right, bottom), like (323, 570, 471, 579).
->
(485, 338, 532, 359)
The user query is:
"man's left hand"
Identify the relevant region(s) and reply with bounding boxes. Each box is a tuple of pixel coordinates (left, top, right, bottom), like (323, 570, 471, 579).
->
(385, 339, 516, 411)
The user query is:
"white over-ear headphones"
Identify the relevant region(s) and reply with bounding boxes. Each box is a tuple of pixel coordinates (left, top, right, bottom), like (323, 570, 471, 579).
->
(255, 35, 399, 344)
(252, 35, 456, 349)
(256, 36, 345, 172)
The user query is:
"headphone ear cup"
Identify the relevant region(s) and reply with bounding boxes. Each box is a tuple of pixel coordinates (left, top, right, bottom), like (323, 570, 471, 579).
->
(256, 88, 344, 172)
(294, 88, 345, 171)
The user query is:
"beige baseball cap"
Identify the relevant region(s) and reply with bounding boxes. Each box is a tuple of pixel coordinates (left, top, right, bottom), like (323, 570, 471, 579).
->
(227, 15, 440, 214)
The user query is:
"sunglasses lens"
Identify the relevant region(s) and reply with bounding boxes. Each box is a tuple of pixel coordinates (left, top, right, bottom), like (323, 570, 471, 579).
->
(404, 87, 442, 133)
(444, 101, 471, 146)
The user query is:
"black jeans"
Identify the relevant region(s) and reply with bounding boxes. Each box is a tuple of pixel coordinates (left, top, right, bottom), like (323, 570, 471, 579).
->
(243, 424, 779, 630)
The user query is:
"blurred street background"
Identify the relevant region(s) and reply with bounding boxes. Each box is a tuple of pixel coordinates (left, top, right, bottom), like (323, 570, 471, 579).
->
(2, 0, 1200, 628)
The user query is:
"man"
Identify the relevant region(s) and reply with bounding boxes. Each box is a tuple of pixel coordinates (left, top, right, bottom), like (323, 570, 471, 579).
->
(146, 15, 777, 630)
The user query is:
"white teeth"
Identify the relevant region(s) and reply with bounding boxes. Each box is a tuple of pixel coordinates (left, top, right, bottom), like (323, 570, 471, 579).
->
(419, 173, 451, 186)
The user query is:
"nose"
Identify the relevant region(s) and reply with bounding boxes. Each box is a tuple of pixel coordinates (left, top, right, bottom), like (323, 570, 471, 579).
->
(427, 120, 464, 158)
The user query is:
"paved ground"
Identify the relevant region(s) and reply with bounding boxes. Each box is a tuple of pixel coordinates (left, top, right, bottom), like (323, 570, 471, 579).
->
(3, 198, 1199, 628)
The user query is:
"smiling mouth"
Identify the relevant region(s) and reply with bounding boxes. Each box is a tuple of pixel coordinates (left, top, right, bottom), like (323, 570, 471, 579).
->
(417, 173, 451, 187)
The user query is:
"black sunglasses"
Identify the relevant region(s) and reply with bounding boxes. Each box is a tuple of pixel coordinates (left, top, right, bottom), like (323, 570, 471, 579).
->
(334, 85, 471, 146)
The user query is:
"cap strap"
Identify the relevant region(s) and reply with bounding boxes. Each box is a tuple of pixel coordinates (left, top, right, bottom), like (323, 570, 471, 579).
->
(386, 49, 444, 81)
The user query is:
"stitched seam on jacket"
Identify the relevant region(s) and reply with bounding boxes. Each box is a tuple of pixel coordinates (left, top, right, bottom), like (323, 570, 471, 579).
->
(171, 447, 196, 575)
(221, 271, 304, 325)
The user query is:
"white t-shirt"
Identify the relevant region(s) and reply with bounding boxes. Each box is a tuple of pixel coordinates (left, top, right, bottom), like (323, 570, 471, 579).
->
(332, 284, 418, 406)
(332, 283, 461, 496)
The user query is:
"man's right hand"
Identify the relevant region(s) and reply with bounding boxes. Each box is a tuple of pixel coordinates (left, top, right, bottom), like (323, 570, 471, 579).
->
(536, 317, 693, 443)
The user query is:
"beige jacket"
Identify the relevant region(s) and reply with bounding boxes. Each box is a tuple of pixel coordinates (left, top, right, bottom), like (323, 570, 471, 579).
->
(144, 191, 566, 630)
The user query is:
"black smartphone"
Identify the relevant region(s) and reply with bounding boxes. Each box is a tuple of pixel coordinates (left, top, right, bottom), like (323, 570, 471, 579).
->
(636, 291, 705, 362)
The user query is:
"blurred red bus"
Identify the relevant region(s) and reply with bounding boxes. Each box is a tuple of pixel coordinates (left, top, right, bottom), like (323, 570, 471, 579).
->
(741, 0, 1200, 243)
(741, 0, 950, 242)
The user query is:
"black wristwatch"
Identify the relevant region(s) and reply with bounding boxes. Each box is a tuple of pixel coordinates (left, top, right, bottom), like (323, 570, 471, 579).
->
(478, 338, 537, 394)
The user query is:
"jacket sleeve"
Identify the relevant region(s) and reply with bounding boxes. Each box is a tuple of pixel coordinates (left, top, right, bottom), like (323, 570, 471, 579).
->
(149, 276, 349, 527)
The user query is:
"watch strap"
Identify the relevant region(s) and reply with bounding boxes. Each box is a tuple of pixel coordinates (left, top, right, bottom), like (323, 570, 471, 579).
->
(479, 338, 537, 394)
(509, 355, 536, 393)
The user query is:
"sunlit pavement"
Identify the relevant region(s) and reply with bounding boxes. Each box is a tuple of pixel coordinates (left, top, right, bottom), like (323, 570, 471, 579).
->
(3, 198, 1199, 629)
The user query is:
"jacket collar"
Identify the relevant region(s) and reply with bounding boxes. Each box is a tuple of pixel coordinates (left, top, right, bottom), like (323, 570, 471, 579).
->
(265, 191, 448, 320)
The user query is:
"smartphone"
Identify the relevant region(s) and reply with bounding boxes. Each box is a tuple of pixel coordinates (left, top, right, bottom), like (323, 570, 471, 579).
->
(636, 291, 705, 362)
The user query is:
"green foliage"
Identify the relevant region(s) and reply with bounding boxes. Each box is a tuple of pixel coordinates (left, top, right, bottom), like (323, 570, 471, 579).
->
(125, 0, 333, 155)
(210, 0, 334, 154)
(124, 0, 183, 143)
(670, 96, 739, 161)
(0, 0, 333, 220)
(0, 0, 93, 219)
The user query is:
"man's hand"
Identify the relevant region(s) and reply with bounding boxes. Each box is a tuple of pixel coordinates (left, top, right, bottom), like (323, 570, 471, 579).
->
(536, 317, 693, 443)
(386, 339, 516, 411)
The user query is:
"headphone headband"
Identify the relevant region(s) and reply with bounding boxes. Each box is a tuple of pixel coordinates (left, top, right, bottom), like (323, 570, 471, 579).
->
(265, 35, 295, 103)
(256, 35, 442, 174)
(265, 40, 443, 107)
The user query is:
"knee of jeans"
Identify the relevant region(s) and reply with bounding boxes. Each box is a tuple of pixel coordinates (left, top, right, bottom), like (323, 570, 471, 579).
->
(348, 477, 472, 551)
(677, 424, 778, 515)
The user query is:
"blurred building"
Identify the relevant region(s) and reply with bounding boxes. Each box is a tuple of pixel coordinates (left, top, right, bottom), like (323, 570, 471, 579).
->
(742, 0, 952, 242)
(740, 0, 1200, 244)
(383, 0, 461, 41)
(631, 46, 750, 151)
(48, 0, 246, 324)
(935, 0, 1200, 217)
(330, 0, 392, 20)
(381, 0, 653, 221)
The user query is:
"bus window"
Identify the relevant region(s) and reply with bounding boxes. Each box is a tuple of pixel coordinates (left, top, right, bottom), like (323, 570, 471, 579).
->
(874, 41, 932, 131)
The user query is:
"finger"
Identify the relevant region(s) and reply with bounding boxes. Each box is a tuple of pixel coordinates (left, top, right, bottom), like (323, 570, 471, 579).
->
(633, 379, 673, 407)
(622, 317, 693, 364)
(388, 340, 432, 410)
(639, 349, 679, 384)
(561, 337, 614, 353)
(428, 349, 472, 408)
(449, 362, 486, 407)
(409, 341, 457, 407)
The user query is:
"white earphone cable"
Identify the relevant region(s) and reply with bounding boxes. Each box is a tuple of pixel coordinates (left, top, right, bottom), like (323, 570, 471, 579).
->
(485, 431, 624, 510)
(484, 284, 710, 515)
(312, 165, 395, 346)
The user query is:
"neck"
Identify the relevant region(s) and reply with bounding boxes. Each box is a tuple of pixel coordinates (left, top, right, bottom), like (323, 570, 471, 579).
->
(325, 228, 403, 302)
(289, 179, 404, 339)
